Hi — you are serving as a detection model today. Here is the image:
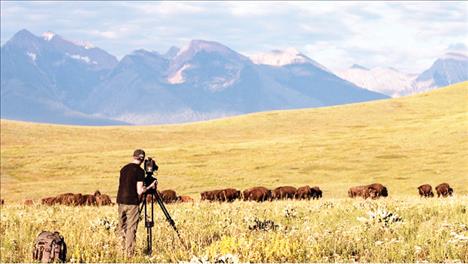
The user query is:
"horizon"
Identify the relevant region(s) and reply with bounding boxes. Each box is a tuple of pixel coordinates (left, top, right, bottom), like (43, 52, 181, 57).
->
(1, 1, 467, 73)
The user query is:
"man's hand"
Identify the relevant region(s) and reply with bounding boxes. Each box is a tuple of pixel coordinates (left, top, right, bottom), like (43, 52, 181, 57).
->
(148, 179, 158, 189)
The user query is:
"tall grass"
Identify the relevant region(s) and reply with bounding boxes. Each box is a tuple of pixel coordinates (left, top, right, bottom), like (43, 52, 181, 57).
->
(1, 197, 467, 262)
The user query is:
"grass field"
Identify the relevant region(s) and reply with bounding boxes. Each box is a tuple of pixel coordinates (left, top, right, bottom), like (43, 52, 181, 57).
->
(1, 82, 467, 202)
(1, 198, 467, 262)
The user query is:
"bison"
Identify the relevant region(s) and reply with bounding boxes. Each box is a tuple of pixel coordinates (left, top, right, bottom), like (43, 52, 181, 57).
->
(216, 188, 241, 202)
(367, 183, 388, 198)
(201, 190, 222, 202)
(24, 199, 34, 206)
(80, 194, 97, 206)
(311, 186, 323, 199)
(272, 186, 297, 200)
(348, 186, 377, 199)
(243, 187, 271, 202)
(95, 194, 113, 206)
(160, 190, 178, 203)
(435, 183, 453, 197)
(55, 193, 77, 205)
(295, 186, 312, 200)
(418, 184, 434, 197)
(41, 197, 57, 206)
(178, 195, 194, 203)
(1, 199, 4, 205)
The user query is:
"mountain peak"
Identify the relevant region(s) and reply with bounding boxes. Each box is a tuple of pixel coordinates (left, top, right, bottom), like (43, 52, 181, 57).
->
(249, 48, 329, 73)
(440, 52, 468, 61)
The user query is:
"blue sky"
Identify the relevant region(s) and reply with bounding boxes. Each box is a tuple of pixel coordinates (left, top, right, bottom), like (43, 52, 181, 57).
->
(1, 1, 467, 73)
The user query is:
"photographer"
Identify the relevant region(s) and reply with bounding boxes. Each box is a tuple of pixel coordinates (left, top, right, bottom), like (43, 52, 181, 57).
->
(117, 149, 156, 257)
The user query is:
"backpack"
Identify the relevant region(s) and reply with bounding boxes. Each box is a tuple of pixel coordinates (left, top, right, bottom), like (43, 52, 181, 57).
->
(32, 231, 67, 263)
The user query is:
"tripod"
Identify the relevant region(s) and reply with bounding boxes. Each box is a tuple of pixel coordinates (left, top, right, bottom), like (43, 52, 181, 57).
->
(139, 184, 185, 255)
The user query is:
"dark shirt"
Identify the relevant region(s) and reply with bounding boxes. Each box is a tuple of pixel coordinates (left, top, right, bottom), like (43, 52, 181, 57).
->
(117, 163, 145, 205)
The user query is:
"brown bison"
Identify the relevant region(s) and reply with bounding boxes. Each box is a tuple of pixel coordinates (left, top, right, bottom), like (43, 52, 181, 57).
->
(55, 193, 77, 205)
(216, 188, 241, 202)
(95, 194, 113, 206)
(24, 199, 34, 206)
(41, 197, 57, 205)
(367, 183, 388, 198)
(418, 184, 434, 197)
(272, 186, 297, 200)
(348, 186, 377, 199)
(80, 194, 97, 206)
(295, 186, 312, 200)
(435, 183, 453, 197)
(0, 199, 4, 205)
(178, 195, 194, 203)
(311, 186, 323, 199)
(201, 190, 222, 202)
(243, 187, 271, 202)
(161, 190, 178, 203)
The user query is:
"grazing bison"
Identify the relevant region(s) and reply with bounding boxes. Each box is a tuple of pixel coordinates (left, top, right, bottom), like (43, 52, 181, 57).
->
(243, 187, 271, 202)
(178, 195, 194, 203)
(201, 190, 222, 202)
(1, 199, 4, 205)
(80, 194, 97, 206)
(41, 197, 57, 205)
(272, 186, 297, 200)
(55, 193, 77, 205)
(311, 186, 323, 199)
(435, 183, 453, 197)
(295, 186, 312, 200)
(216, 188, 241, 202)
(418, 184, 434, 197)
(348, 186, 377, 199)
(367, 183, 388, 198)
(161, 190, 178, 203)
(24, 199, 34, 206)
(95, 194, 113, 206)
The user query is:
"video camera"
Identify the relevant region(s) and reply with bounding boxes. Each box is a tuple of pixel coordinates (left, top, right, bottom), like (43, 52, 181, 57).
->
(143, 157, 158, 193)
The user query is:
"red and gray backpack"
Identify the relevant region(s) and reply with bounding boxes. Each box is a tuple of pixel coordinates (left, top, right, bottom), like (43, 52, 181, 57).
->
(32, 231, 67, 263)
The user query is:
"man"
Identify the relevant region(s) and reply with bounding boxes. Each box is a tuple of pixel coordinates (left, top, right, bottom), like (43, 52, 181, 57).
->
(117, 149, 157, 257)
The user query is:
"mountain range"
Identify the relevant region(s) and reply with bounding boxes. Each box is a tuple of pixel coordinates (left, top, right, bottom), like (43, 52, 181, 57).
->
(1, 29, 465, 125)
(337, 52, 468, 97)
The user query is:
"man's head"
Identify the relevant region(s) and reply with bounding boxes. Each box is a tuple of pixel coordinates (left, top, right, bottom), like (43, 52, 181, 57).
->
(133, 149, 145, 164)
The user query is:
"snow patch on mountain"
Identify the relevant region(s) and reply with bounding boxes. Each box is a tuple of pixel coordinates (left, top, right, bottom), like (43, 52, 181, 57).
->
(167, 64, 191, 84)
(66, 53, 98, 65)
(337, 66, 417, 97)
(250, 48, 329, 72)
(26, 52, 37, 62)
(42, 31, 56, 41)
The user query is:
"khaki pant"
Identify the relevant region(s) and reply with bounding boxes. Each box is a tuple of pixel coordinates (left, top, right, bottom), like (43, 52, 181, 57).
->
(118, 204, 140, 257)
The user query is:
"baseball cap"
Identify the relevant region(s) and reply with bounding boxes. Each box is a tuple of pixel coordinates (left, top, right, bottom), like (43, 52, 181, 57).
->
(133, 149, 145, 160)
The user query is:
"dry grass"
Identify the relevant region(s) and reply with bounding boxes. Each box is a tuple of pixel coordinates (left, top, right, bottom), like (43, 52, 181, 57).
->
(1, 198, 467, 262)
(1, 82, 467, 202)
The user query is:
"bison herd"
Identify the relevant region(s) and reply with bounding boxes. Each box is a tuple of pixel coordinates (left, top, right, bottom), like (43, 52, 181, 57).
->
(0, 183, 456, 206)
(418, 183, 454, 198)
(200, 185, 323, 202)
(41, 190, 113, 206)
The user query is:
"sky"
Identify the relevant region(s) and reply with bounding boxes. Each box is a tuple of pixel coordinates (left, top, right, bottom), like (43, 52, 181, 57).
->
(1, 1, 467, 73)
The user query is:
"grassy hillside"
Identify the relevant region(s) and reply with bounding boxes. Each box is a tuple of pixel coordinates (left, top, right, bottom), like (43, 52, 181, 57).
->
(1, 82, 467, 202)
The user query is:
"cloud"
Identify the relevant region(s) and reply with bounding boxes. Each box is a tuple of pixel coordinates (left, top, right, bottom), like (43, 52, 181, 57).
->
(1, 1, 467, 73)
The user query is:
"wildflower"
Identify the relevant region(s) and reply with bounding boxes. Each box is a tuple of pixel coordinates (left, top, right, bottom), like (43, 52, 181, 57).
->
(214, 253, 240, 263)
(284, 206, 297, 218)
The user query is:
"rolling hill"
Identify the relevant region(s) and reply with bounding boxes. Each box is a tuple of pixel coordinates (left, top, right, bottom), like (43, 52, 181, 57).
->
(1, 82, 467, 202)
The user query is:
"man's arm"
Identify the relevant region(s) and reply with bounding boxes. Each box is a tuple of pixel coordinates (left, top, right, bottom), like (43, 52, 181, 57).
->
(136, 180, 158, 195)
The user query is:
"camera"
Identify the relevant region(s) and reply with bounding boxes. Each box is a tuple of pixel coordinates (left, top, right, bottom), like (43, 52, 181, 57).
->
(143, 157, 158, 193)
